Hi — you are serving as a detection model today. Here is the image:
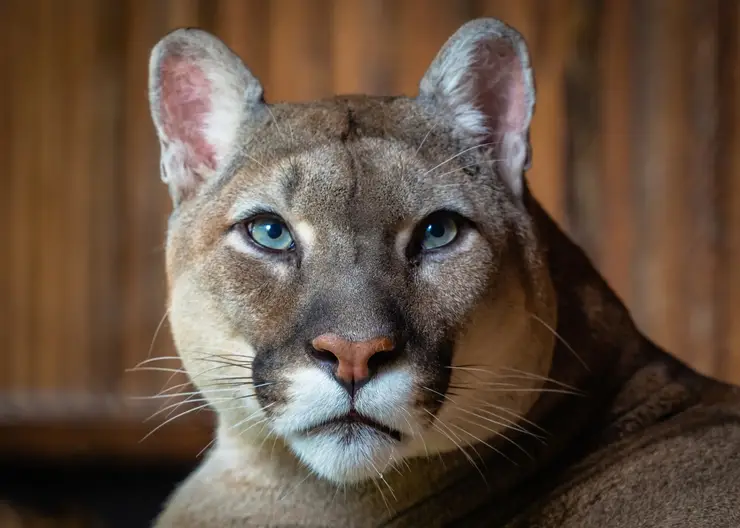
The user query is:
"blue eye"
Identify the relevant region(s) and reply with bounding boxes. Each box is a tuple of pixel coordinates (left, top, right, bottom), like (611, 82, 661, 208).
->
(421, 215, 459, 251)
(247, 217, 294, 251)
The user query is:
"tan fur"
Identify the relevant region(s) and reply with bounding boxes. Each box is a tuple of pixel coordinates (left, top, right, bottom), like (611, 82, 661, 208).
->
(148, 18, 740, 528)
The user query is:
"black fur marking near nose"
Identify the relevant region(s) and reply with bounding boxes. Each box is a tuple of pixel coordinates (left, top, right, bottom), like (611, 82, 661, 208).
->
(419, 338, 455, 415)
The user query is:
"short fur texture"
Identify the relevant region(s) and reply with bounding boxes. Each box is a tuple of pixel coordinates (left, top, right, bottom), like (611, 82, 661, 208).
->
(147, 18, 740, 527)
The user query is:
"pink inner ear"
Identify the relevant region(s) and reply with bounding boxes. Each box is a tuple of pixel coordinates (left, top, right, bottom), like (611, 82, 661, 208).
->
(474, 40, 527, 135)
(159, 55, 217, 172)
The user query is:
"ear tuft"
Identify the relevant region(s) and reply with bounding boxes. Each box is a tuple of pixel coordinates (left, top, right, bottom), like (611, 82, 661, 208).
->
(419, 19, 535, 199)
(148, 28, 264, 204)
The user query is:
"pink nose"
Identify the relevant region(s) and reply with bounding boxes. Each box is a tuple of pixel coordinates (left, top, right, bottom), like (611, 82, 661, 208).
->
(310, 334, 395, 384)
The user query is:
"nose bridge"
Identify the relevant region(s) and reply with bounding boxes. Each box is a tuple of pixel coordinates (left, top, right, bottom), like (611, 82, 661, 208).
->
(315, 266, 396, 341)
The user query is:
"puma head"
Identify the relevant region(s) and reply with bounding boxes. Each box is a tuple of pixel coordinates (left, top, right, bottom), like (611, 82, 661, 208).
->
(148, 18, 556, 484)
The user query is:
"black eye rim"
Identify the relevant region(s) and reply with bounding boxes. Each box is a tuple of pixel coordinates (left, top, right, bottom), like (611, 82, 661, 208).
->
(235, 213, 297, 254)
(406, 210, 470, 259)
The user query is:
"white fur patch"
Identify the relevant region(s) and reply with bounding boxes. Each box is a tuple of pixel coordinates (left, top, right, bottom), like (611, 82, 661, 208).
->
(355, 366, 416, 434)
(268, 366, 418, 483)
(271, 368, 350, 436)
(293, 221, 315, 248)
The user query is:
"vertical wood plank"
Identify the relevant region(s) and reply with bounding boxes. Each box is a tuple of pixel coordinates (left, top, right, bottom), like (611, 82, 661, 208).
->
(166, 0, 200, 29)
(63, 0, 100, 405)
(600, 0, 635, 307)
(332, 0, 396, 95)
(685, 0, 720, 376)
(0, 0, 13, 394)
(563, 0, 604, 261)
(35, 0, 67, 395)
(394, 0, 472, 97)
(214, 0, 270, 85)
(88, 0, 126, 395)
(718, 0, 740, 382)
(632, 0, 690, 361)
(268, 0, 333, 102)
(528, 0, 573, 227)
(9, 0, 41, 398)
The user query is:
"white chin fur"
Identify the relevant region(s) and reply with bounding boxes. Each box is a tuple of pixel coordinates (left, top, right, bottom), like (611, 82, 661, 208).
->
(288, 428, 399, 484)
(272, 366, 417, 483)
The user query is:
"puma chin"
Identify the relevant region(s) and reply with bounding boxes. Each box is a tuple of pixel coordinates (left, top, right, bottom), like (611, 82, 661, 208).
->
(155, 19, 556, 484)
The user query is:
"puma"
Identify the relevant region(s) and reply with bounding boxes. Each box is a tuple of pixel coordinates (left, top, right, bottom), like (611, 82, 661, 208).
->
(147, 18, 740, 527)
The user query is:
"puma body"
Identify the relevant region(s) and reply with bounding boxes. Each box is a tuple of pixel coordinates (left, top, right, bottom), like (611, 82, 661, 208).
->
(147, 19, 740, 527)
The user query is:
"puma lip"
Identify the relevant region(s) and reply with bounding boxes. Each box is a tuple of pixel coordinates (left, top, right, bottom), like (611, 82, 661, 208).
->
(299, 409, 403, 442)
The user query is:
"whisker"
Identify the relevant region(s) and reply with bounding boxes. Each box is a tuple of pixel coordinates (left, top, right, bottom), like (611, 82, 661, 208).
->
(368, 458, 396, 503)
(196, 436, 217, 459)
(421, 142, 499, 178)
(130, 388, 237, 400)
(140, 400, 216, 442)
(447, 421, 515, 468)
(132, 356, 182, 367)
(423, 408, 487, 486)
(400, 408, 429, 458)
(238, 417, 270, 437)
(453, 414, 530, 462)
(450, 396, 550, 436)
(370, 476, 392, 515)
(422, 385, 546, 442)
(455, 407, 546, 443)
(498, 366, 582, 392)
(265, 106, 286, 143)
(527, 312, 589, 371)
(471, 387, 584, 396)
(146, 395, 223, 421)
(430, 162, 484, 180)
(278, 471, 313, 502)
(146, 308, 171, 360)
(415, 120, 438, 155)
(126, 366, 187, 375)
(447, 365, 581, 393)
(229, 402, 277, 435)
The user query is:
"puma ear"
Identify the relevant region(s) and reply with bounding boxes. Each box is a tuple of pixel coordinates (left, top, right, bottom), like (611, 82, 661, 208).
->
(418, 19, 535, 199)
(148, 28, 264, 204)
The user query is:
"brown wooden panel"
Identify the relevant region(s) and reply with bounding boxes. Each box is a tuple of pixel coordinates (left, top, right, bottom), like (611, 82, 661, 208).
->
(214, 0, 270, 85)
(267, 0, 333, 102)
(600, 0, 635, 307)
(563, 0, 604, 260)
(0, 0, 14, 394)
(684, 0, 720, 376)
(8, 0, 41, 396)
(332, 0, 396, 96)
(631, 0, 691, 362)
(88, 0, 126, 395)
(719, 0, 740, 382)
(394, 0, 472, 97)
(61, 0, 100, 406)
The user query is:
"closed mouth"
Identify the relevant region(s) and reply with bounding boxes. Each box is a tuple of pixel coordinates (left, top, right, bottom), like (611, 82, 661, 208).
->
(302, 410, 402, 441)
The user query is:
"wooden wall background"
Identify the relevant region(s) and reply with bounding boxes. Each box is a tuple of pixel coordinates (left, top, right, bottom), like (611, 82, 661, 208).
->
(1, 0, 739, 524)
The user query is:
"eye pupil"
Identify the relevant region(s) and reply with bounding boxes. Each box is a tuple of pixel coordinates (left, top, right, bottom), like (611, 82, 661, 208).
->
(265, 223, 283, 239)
(426, 222, 445, 239)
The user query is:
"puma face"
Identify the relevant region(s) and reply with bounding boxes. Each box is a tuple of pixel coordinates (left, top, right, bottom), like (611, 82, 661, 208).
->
(150, 19, 556, 484)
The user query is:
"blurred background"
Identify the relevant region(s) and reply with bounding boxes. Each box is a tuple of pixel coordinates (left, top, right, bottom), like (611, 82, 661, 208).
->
(1, 0, 738, 526)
